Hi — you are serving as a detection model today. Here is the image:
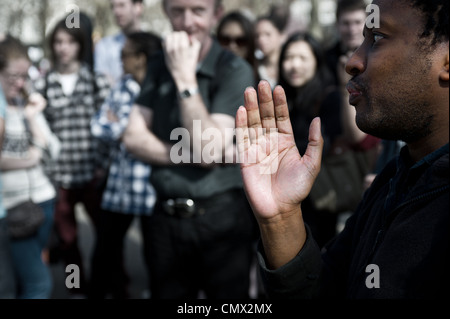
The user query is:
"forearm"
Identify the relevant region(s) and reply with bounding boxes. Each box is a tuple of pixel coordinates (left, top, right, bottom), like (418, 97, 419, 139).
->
(0, 148, 41, 171)
(180, 97, 227, 155)
(123, 128, 173, 166)
(258, 206, 307, 270)
(26, 115, 47, 149)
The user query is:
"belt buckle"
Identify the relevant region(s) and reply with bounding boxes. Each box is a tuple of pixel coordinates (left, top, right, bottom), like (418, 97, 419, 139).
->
(163, 198, 196, 218)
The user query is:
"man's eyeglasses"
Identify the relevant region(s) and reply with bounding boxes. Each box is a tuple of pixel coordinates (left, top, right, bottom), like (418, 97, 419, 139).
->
(218, 35, 247, 48)
(2, 71, 29, 83)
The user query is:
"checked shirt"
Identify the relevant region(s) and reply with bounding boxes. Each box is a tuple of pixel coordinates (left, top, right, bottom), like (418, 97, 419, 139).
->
(91, 75, 156, 216)
(34, 64, 110, 189)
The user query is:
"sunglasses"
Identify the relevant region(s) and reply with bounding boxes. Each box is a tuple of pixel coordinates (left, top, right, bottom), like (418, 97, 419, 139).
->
(218, 35, 248, 48)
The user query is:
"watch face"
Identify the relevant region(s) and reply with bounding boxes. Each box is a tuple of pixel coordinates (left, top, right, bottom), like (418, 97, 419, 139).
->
(181, 89, 191, 98)
(179, 87, 199, 99)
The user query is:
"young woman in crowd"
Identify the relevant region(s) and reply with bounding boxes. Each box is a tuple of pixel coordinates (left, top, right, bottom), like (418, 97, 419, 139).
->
(216, 11, 258, 83)
(33, 17, 110, 297)
(89, 31, 162, 299)
(254, 15, 286, 89)
(0, 35, 60, 299)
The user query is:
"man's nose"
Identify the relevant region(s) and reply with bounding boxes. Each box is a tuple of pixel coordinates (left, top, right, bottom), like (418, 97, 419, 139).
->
(182, 10, 195, 29)
(345, 45, 366, 77)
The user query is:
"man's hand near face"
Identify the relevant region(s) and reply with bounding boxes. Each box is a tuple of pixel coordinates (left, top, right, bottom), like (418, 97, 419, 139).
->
(163, 31, 201, 90)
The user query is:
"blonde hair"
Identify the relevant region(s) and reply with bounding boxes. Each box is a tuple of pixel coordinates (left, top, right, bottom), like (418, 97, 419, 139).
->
(163, 0, 223, 11)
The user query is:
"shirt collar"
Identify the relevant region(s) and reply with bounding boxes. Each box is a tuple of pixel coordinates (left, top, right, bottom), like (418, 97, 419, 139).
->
(399, 143, 449, 171)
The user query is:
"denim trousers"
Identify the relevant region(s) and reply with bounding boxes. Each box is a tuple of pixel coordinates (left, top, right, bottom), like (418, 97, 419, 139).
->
(0, 217, 16, 298)
(10, 199, 55, 299)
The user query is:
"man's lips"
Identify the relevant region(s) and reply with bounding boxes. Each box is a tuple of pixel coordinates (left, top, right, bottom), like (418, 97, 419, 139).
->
(346, 81, 363, 104)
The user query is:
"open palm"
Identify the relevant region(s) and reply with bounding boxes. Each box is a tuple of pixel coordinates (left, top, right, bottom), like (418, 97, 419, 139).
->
(236, 81, 323, 221)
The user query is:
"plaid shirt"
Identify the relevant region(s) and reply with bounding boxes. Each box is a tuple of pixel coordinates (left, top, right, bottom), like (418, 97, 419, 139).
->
(91, 75, 156, 215)
(34, 64, 110, 188)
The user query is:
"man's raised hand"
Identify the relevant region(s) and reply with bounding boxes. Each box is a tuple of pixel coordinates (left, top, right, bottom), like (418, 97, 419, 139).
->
(236, 81, 324, 223)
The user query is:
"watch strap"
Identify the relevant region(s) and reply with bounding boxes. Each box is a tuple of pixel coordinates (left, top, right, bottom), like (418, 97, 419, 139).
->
(178, 87, 199, 99)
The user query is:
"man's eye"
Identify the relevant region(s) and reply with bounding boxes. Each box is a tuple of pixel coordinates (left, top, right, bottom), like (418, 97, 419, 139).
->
(373, 34, 384, 43)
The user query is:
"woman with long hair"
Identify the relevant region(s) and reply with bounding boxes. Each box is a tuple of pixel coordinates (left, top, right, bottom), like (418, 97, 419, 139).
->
(33, 17, 110, 297)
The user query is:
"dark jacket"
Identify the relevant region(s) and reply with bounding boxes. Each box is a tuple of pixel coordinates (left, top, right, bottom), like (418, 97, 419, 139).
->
(258, 144, 449, 299)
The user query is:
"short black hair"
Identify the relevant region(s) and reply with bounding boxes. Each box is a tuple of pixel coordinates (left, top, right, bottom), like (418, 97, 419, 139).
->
(256, 14, 285, 33)
(216, 11, 256, 64)
(408, 0, 449, 45)
(126, 32, 162, 62)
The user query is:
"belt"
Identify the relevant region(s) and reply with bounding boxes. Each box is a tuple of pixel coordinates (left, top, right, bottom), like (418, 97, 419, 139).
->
(161, 198, 202, 218)
(158, 189, 243, 219)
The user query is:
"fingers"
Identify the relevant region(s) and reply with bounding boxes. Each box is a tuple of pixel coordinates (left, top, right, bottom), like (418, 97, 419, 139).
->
(26, 92, 47, 112)
(235, 106, 250, 163)
(244, 86, 262, 144)
(163, 32, 190, 52)
(163, 31, 201, 55)
(272, 85, 294, 135)
(257, 81, 276, 130)
(244, 81, 295, 138)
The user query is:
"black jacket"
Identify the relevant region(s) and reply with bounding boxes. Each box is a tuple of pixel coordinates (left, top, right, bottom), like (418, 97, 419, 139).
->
(258, 144, 449, 299)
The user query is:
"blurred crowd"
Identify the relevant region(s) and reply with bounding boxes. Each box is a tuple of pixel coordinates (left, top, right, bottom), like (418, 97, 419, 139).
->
(0, 0, 397, 299)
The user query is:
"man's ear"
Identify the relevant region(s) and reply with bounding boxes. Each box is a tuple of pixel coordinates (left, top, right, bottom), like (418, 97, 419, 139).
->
(135, 2, 144, 18)
(440, 43, 449, 82)
(214, 3, 225, 25)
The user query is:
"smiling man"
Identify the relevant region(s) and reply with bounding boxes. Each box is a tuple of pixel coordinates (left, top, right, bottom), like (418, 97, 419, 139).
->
(237, 0, 449, 298)
(123, 0, 256, 299)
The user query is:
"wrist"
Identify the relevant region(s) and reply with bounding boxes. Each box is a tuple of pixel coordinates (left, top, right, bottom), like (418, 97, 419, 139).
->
(259, 207, 306, 270)
(178, 87, 200, 100)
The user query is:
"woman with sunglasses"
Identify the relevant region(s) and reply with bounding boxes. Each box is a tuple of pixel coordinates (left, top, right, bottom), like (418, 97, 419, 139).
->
(216, 11, 258, 84)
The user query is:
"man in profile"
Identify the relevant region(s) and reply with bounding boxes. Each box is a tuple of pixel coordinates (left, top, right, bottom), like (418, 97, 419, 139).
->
(237, 0, 449, 298)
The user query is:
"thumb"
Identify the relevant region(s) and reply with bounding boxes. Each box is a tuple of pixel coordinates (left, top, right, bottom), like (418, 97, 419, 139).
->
(303, 117, 323, 178)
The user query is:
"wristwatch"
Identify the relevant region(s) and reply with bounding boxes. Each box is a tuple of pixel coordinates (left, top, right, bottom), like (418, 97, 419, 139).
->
(178, 87, 199, 99)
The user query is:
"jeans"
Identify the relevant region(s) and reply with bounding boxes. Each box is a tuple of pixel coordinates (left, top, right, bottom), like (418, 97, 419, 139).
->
(10, 199, 55, 299)
(0, 217, 16, 298)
